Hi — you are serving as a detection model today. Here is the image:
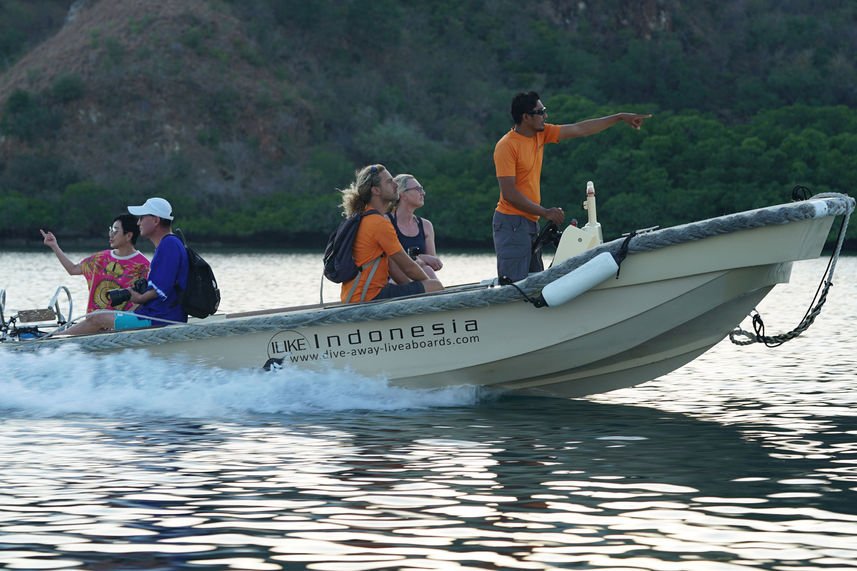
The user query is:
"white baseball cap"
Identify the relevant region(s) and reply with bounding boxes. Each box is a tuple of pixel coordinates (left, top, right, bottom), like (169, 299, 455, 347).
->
(128, 197, 174, 220)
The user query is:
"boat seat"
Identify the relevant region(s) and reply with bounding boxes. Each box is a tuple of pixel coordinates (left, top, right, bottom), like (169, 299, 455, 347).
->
(16, 308, 58, 323)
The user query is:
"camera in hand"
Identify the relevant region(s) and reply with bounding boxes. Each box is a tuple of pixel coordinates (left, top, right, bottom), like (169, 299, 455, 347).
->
(407, 247, 422, 260)
(107, 278, 149, 307)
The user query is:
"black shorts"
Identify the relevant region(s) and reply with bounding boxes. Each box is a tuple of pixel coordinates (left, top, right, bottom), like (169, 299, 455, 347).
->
(373, 280, 426, 300)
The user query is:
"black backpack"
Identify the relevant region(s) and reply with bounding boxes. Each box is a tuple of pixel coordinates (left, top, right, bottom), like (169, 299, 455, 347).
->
(322, 209, 381, 283)
(174, 230, 221, 319)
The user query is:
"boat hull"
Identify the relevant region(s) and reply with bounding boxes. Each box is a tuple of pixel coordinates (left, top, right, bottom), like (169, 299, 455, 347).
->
(135, 261, 789, 398)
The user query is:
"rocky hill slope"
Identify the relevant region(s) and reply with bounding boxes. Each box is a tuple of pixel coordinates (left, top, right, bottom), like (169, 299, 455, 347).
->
(1, 0, 311, 207)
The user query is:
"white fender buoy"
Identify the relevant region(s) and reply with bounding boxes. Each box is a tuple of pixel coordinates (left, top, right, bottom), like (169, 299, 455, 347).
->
(539, 252, 618, 307)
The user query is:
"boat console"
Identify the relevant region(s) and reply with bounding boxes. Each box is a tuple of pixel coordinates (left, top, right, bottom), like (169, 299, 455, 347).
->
(551, 181, 604, 265)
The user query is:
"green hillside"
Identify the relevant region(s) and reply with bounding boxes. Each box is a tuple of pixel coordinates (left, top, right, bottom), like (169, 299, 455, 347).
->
(1, 0, 855, 247)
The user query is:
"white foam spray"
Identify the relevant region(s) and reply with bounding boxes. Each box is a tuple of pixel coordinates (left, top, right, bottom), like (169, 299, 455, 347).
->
(0, 346, 482, 418)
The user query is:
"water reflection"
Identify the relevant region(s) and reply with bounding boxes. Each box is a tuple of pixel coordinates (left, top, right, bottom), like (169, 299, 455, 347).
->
(2, 396, 857, 570)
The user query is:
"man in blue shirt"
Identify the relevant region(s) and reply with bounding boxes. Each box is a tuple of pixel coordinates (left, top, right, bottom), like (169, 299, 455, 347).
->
(61, 197, 189, 335)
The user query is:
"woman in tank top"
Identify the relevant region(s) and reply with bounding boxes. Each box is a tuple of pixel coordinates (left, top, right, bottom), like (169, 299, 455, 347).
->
(387, 174, 443, 281)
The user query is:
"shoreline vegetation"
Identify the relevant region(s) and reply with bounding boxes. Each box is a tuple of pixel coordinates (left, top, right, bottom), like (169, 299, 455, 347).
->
(3, 236, 852, 255)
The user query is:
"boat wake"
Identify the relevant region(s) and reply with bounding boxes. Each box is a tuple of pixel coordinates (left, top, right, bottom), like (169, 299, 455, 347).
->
(0, 346, 483, 418)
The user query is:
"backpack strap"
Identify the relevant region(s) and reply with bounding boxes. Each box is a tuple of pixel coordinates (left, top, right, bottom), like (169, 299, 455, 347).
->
(346, 208, 383, 303)
(344, 254, 382, 303)
(344, 268, 361, 303)
(164, 231, 189, 309)
(358, 255, 382, 302)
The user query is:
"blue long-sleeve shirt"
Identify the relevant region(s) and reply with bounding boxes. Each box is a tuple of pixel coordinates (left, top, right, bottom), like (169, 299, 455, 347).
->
(135, 234, 188, 323)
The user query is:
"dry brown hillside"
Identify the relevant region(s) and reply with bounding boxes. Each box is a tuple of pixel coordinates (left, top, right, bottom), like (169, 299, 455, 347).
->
(0, 0, 311, 205)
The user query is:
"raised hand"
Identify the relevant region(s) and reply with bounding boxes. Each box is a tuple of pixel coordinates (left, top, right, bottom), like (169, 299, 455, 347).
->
(41, 229, 59, 249)
(622, 113, 652, 130)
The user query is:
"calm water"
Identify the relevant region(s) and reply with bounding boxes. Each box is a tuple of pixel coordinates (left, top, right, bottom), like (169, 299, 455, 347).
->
(1, 250, 856, 570)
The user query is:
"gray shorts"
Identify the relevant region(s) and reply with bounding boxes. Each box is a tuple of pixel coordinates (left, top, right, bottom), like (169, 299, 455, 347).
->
(492, 211, 543, 282)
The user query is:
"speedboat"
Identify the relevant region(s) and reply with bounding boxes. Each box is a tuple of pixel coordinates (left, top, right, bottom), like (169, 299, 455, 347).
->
(2, 186, 853, 398)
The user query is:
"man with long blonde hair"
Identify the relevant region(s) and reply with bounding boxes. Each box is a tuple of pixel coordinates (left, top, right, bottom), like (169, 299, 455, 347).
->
(338, 164, 443, 303)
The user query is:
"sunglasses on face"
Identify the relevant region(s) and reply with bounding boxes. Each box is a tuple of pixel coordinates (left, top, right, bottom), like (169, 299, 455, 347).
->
(528, 107, 547, 116)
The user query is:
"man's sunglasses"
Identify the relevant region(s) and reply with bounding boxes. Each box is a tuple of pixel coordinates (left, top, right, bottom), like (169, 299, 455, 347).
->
(528, 108, 547, 116)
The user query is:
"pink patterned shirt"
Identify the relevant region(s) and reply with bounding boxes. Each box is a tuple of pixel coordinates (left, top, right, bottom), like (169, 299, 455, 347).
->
(80, 249, 151, 312)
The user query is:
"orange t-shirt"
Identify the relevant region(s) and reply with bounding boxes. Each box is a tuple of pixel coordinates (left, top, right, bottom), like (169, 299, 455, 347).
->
(493, 123, 561, 222)
(340, 207, 404, 303)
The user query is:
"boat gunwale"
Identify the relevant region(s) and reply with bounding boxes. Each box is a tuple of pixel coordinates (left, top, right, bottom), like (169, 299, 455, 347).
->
(224, 281, 492, 320)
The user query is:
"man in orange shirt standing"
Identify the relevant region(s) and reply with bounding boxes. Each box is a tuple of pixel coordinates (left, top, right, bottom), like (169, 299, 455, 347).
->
(493, 91, 651, 282)
(340, 164, 443, 303)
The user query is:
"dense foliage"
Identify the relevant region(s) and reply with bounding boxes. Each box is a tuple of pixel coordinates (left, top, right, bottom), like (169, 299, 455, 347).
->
(1, 0, 855, 247)
(178, 100, 857, 245)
